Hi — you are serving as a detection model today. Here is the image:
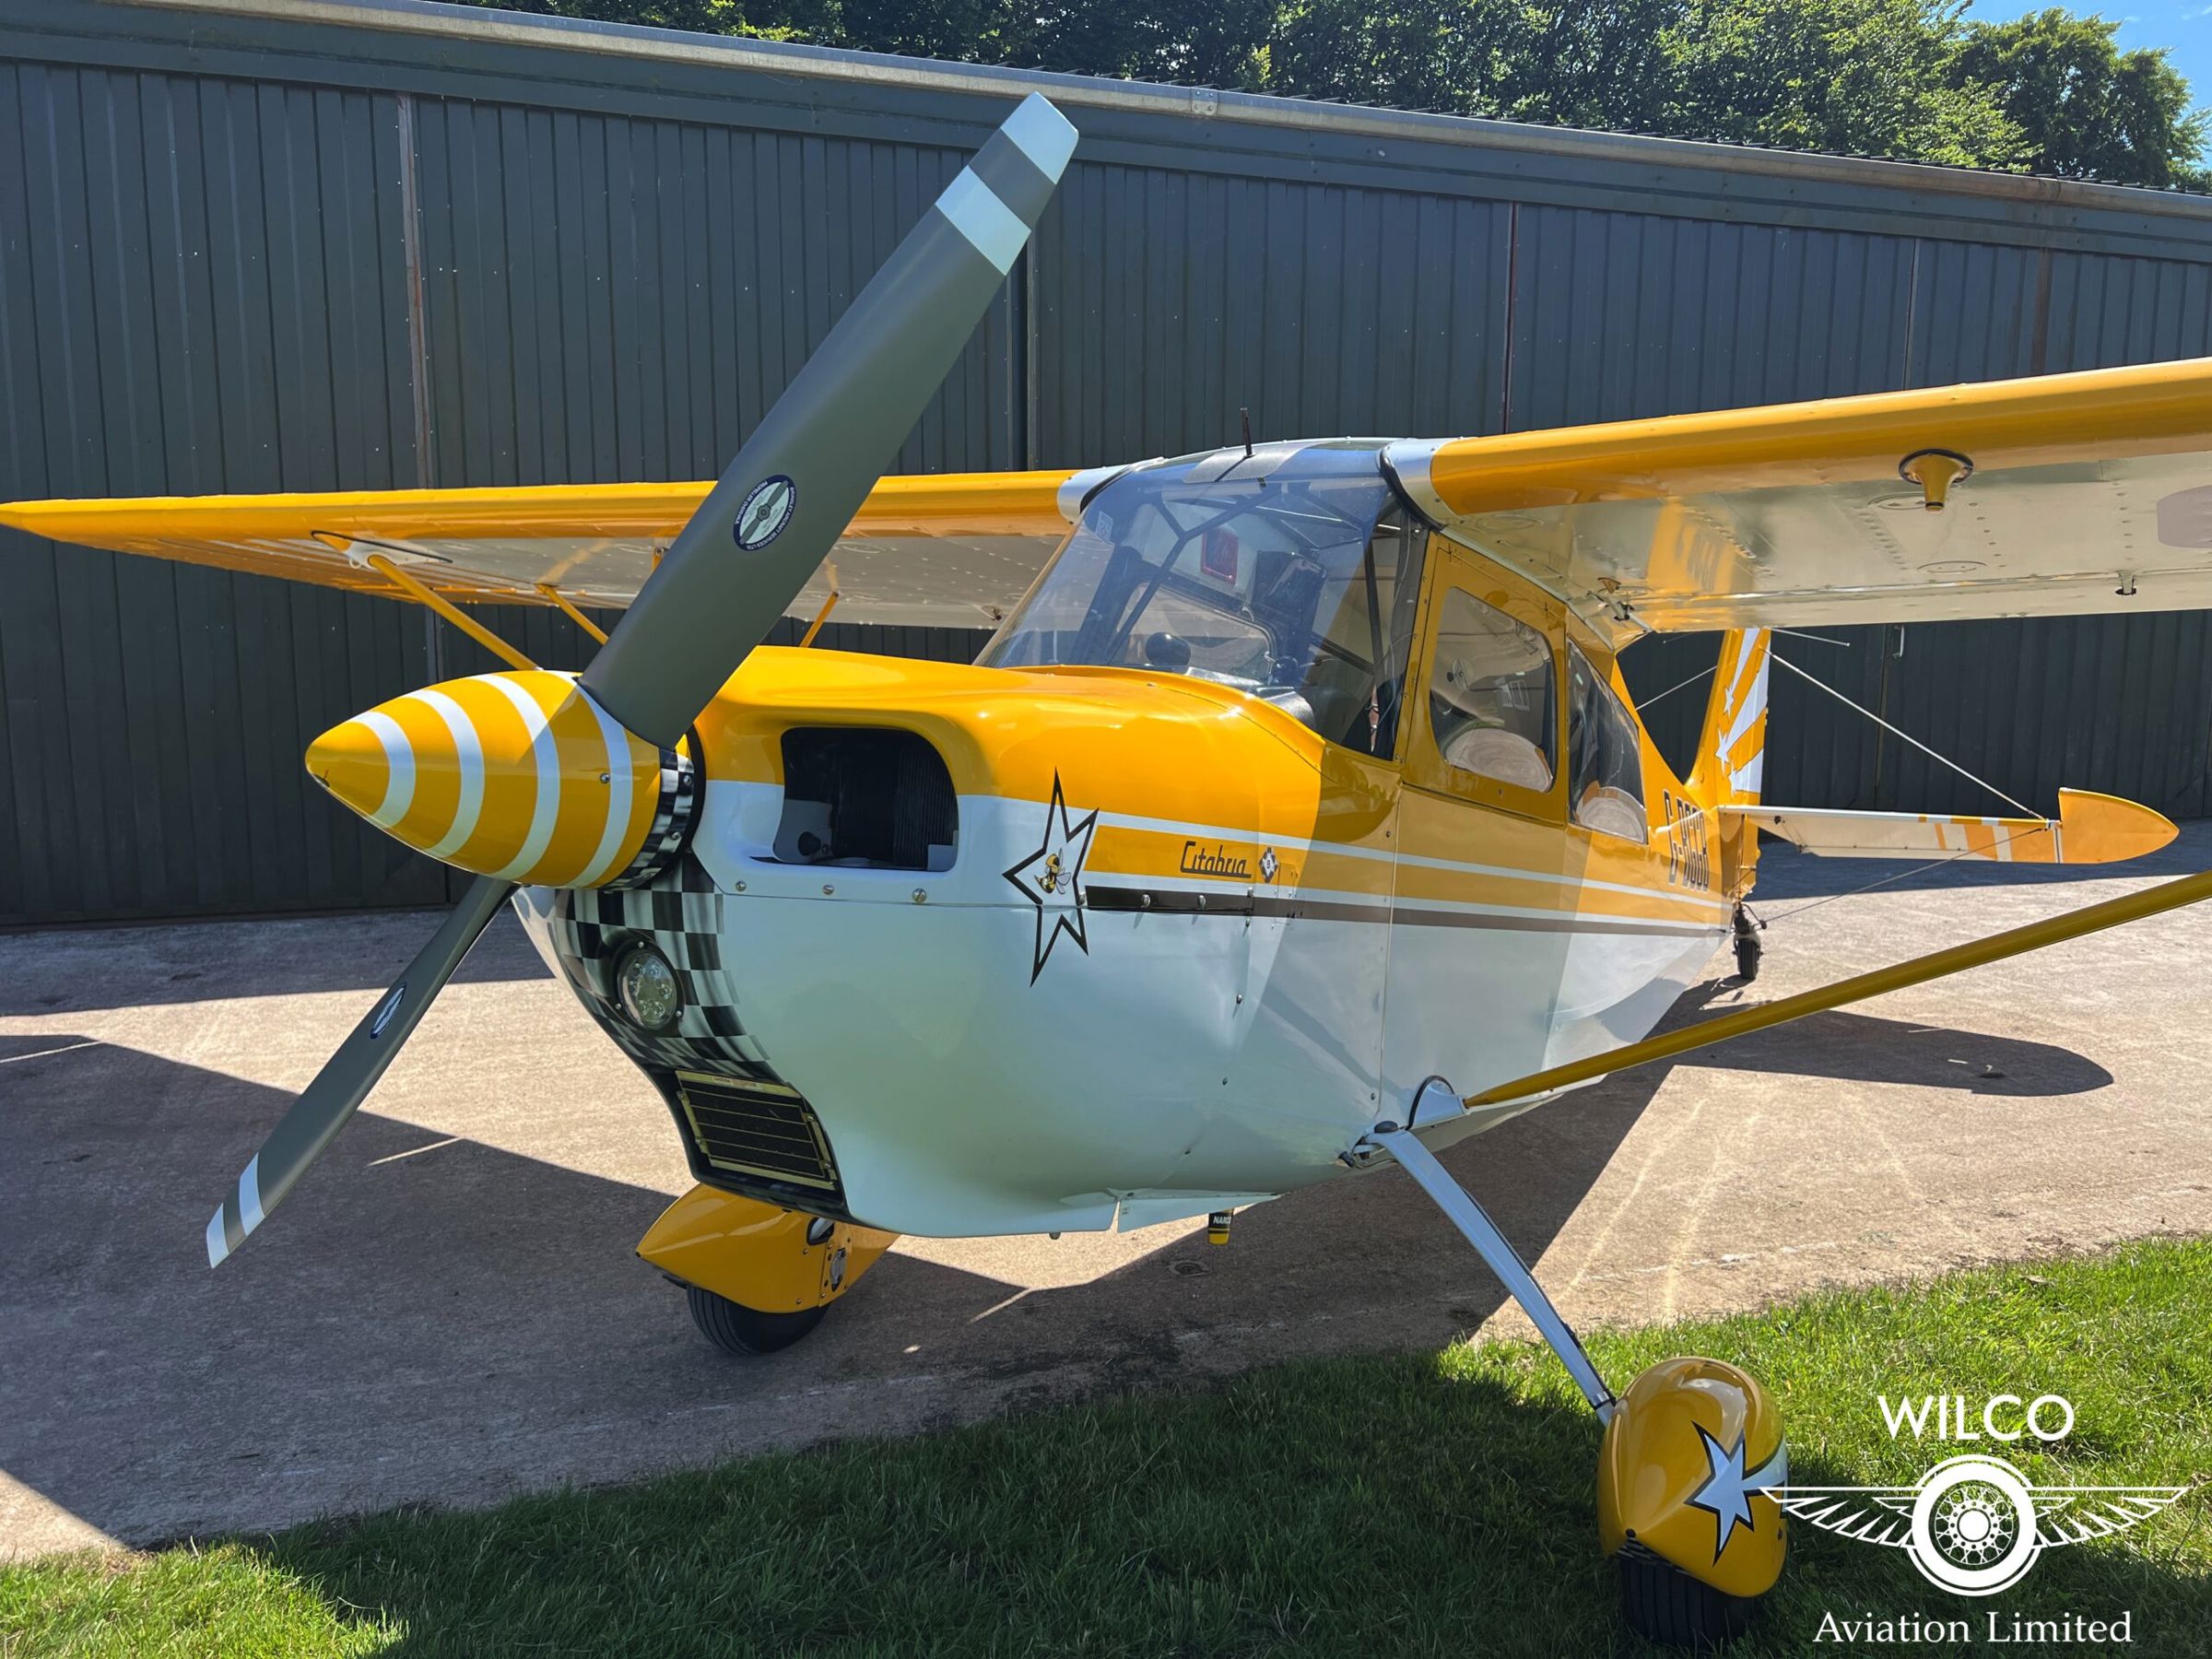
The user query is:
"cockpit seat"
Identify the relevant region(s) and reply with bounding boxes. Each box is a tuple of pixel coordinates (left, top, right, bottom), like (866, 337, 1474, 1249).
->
(1441, 725, 1552, 790)
(1574, 784, 1648, 843)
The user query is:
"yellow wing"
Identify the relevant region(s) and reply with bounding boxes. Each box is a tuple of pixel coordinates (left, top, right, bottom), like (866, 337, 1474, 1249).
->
(1383, 357, 2212, 639)
(0, 468, 1102, 630)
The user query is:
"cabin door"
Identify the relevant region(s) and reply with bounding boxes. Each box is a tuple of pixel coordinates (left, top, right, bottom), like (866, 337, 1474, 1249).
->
(1382, 538, 1573, 1103)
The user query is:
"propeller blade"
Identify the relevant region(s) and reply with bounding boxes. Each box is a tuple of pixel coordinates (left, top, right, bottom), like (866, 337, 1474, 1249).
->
(204, 97, 1075, 1266)
(582, 92, 1077, 747)
(204, 874, 513, 1266)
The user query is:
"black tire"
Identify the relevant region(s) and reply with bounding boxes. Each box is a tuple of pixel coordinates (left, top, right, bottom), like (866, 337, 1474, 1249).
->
(1618, 1551, 1755, 1651)
(685, 1285, 827, 1356)
(1733, 930, 1762, 982)
(1731, 908, 1763, 982)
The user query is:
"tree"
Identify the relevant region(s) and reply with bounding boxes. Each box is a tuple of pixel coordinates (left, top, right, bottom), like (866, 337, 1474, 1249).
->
(1660, 0, 2023, 165)
(1950, 9, 2209, 187)
(1471, 0, 1685, 135)
(479, 0, 841, 41)
(457, 0, 2206, 188)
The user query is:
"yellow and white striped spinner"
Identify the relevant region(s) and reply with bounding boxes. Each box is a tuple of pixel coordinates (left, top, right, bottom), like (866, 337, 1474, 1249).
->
(305, 670, 685, 888)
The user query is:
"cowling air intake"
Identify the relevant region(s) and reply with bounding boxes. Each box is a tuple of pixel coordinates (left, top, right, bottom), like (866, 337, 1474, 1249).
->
(306, 670, 694, 888)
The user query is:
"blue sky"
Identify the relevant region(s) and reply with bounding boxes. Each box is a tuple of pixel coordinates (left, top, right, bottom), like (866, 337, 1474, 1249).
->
(1963, 0, 2212, 107)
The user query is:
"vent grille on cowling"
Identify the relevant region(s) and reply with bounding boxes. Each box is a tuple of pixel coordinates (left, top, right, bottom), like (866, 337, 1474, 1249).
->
(675, 1072, 841, 1192)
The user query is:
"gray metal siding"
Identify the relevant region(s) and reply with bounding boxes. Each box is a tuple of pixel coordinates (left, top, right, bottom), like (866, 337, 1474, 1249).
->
(1504, 213, 1921, 427)
(407, 104, 1021, 488)
(1030, 169, 1512, 461)
(5, 0, 2212, 924)
(0, 62, 449, 923)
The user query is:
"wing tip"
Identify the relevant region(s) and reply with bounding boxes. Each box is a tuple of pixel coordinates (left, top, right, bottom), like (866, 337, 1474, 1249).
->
(2057, 787, 2180, 864)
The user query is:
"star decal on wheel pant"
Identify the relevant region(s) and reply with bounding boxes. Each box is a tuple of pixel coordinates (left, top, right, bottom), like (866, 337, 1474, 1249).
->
(1002, 772, 1100, 983)
(1687, 1423, 1788, 1560)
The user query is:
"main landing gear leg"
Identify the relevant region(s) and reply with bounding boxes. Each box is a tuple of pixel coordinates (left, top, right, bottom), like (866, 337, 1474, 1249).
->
(1359, 1093, 1788, 1650)
(1360, 1118, 1617, 1419)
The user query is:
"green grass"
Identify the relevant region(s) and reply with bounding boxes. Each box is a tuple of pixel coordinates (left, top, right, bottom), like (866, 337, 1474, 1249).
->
(6, 1239, 2209, 1657)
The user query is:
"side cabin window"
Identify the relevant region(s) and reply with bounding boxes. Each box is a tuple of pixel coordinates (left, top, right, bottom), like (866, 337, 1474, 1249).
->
(1567, 642, 1648, 842)
(1425, 587, 1556, 791)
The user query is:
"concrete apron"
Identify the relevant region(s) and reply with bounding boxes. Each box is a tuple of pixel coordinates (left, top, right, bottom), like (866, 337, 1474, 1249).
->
(4, 829, 2209, 1558)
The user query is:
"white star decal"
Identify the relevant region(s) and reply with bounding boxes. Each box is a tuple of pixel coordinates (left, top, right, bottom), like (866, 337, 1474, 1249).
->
(1002, 773, 1100, 983)
(1686, 1424, 1786, 1560)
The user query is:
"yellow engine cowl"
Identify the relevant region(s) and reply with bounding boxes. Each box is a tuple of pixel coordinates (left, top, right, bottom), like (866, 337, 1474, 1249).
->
(305, 669, 690, 888)
(1598, 1356, 1788, 1598)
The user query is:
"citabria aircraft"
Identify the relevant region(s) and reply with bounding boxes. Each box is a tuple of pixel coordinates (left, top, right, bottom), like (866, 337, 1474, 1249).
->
(10, 91, 2212, 1647)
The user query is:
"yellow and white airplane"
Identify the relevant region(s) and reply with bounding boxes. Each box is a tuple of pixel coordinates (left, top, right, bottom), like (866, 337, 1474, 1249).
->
(7, 91, 2212, 1645)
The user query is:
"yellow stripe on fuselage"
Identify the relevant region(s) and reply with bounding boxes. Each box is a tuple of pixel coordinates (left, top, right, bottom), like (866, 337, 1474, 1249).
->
(1086, 815, 1729, 925)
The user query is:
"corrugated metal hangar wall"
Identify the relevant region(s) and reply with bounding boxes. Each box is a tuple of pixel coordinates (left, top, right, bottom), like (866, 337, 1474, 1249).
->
(6, 0, 2212, 924)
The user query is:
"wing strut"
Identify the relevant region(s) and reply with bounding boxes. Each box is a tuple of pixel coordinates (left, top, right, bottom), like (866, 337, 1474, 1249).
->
(321, 536, 538, 672)
(1465, 864, 2212, 1110)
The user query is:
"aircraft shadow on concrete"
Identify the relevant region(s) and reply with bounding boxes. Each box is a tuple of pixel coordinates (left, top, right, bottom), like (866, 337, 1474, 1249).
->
(1649, 1001, 2112, 1097)
(0, 977, 2109, 1554)
(0, 912, 553, 1017)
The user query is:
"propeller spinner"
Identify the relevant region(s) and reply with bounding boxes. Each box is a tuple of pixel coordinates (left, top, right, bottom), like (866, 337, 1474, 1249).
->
(206, 92, 1078, 1266)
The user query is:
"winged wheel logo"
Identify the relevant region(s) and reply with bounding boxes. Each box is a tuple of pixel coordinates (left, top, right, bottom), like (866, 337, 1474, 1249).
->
(1767, 1453, 2186, 1595)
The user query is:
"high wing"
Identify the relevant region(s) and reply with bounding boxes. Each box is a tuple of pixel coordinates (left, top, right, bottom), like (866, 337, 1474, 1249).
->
(0, 467, 1111, 630)
(1383, 357, 2212, 641)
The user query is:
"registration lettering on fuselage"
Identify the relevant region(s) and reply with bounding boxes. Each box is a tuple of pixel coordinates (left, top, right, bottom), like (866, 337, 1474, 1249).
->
(1662, 792, 1712, 892)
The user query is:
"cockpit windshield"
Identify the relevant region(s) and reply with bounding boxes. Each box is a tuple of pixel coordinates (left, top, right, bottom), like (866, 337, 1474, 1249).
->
(979, 443, 1426, 755)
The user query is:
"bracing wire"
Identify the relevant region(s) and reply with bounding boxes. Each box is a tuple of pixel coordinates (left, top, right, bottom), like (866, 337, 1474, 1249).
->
(1635, 663, 1716, 711)
(1758, 824, 2044, 929)
(1768, 652, 2040, 818)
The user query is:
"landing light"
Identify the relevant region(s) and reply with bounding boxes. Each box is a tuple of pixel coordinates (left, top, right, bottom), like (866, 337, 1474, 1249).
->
(616, 942, 681, 1032)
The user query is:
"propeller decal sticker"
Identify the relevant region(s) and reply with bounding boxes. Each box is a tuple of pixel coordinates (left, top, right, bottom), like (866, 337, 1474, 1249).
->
(734, 475, 797, 550)
(1003, 773, 1100, 983)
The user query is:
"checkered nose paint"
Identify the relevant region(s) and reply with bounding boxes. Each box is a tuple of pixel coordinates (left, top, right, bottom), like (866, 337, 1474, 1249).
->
(306, 669, 691, 888)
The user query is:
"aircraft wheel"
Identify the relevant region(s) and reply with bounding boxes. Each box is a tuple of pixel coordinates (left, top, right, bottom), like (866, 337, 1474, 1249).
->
(1731, 907, 1762, 982)
(1618, 1551, 1755, 1651)
(686, 1284, 827, 1356)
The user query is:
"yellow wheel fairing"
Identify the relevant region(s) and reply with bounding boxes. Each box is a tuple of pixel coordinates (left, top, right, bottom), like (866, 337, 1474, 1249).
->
(1598, 1356, 1788, 1599)
(305, 670, 667, 888)
(637, 1183, 897, 1313)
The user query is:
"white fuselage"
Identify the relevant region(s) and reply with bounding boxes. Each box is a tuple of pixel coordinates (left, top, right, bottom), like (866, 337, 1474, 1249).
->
(517, 778, 1727, 1238)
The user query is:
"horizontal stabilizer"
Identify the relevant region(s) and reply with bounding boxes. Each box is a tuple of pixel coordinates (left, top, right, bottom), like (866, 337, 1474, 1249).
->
(1724, 788, 2175, 866)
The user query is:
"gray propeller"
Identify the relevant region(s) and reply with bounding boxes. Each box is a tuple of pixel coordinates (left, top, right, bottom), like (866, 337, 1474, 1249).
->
(584, 92, 1077, 746)
(205, 92, 1077, 1265)
(206, 873, 514, 1265)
